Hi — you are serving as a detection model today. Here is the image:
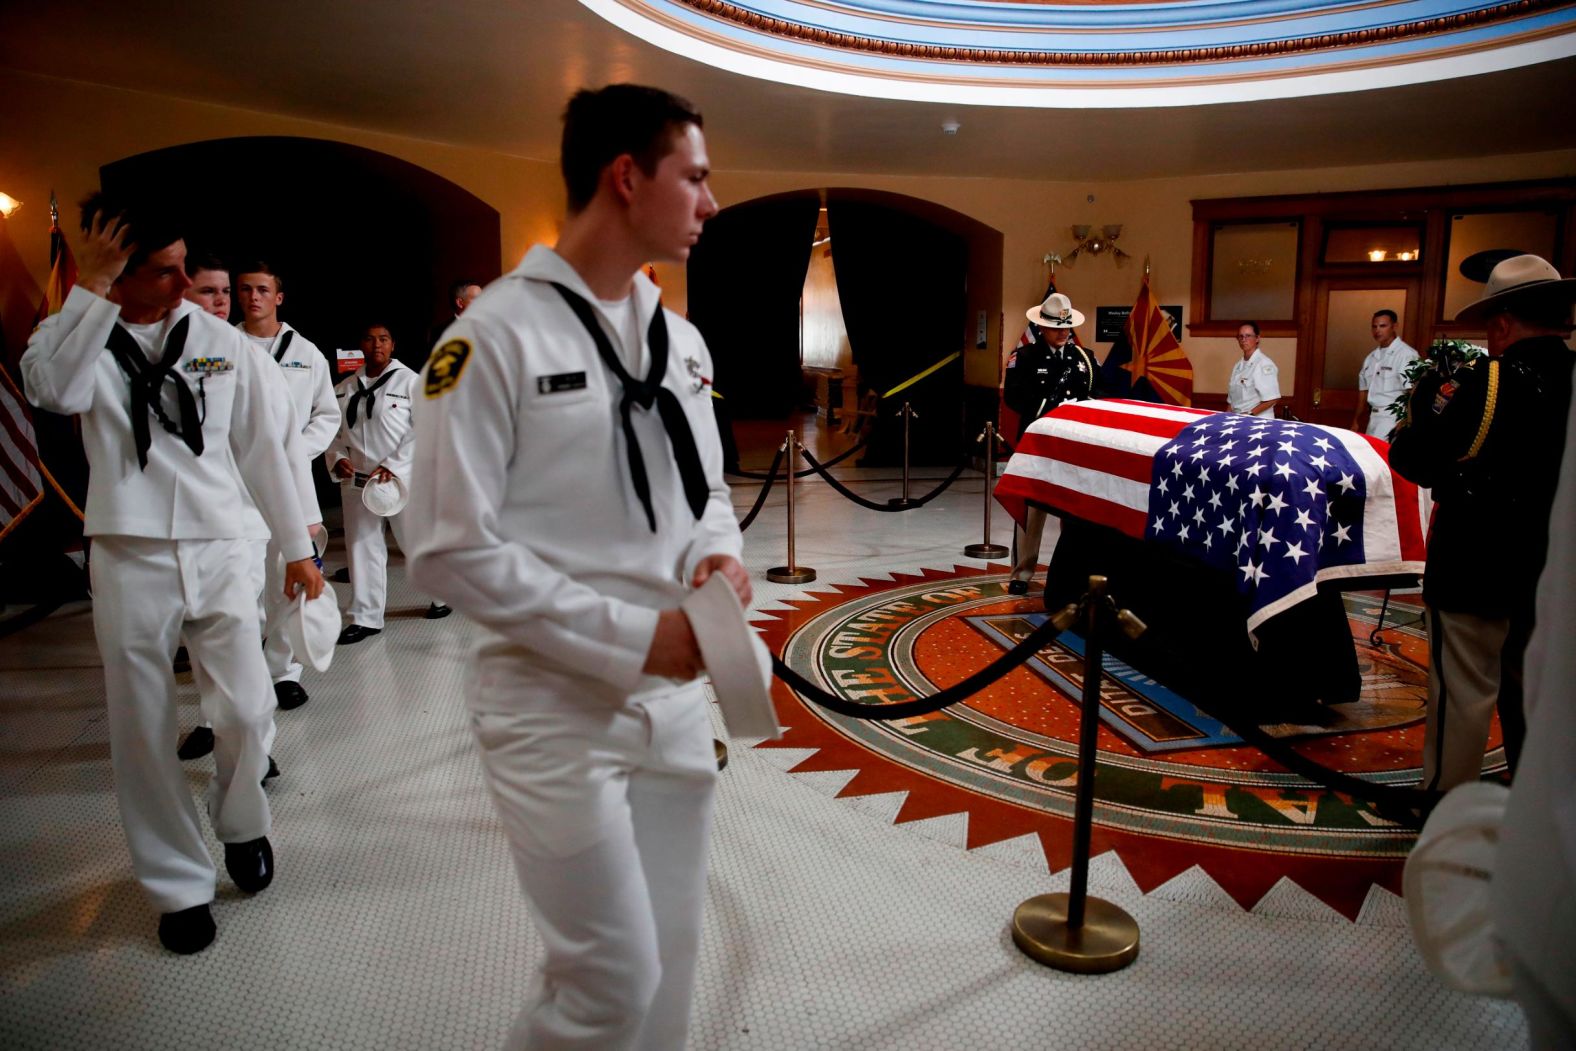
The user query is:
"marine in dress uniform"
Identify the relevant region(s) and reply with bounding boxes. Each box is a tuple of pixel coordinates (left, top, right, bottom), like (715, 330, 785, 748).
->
(1388, 254, 1576, 795)
(404, 84, 744, 1051)
(236, 263, 340, 702)
(1003, 291, 1099, 594)
(20, 197, 323, 955)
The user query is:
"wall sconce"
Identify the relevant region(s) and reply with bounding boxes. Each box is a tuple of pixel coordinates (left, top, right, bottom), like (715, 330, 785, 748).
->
(0, 192, 22, 219)
(1397, 250, 1418, 262)
(1066, 224, 1130, 265)
(1368, 248, 1388, 262)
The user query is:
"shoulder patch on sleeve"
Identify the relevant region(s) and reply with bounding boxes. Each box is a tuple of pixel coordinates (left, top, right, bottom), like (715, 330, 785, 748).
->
(424, 339, 472, 398)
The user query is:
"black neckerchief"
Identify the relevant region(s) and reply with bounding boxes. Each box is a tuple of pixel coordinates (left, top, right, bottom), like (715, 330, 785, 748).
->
(346, 369, 396, 428)
(104, 314, 203, 470)
(272, 328, 295, 363)
(549, 282, 707, 533)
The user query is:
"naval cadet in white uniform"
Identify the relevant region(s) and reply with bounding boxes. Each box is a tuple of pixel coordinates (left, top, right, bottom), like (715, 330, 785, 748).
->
(327, 323, 446, 643)
(404, 84, 744, 1051)
(21, 195, 324, 955)
(235, 262, 339, 702)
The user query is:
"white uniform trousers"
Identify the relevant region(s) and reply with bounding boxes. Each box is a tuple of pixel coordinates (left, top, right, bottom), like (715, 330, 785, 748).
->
(191, 539, 277, 752)
(1421, 607, 1516, 793)
(90, 536, 274, 913)
(1010, 506, 1049, 584)
(262, 537, 303, 683)
(471, 680, 717, 1051)
(342, 492, 421, 629)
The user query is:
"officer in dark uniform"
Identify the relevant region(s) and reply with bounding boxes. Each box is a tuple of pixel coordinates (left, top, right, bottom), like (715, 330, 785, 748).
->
(1003, 291, 1099, 594)
(1388, 254, 1576, 794)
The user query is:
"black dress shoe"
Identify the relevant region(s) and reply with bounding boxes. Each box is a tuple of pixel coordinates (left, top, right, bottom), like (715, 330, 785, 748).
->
(330, 567, 351, 583)
(274, 681, 309, 711)
(224, 836, 274, 894)
(337, 624, 381, 645)
(158, 903, 216, 954)
(1007, 579, 1029, 595)
(177, 725, 215, 761)
(424, 602, 453, 620)
(262, 756, 280, 785)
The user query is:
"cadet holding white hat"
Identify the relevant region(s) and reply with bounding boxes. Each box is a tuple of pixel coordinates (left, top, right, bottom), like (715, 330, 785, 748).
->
(21, 193, 323, 955)
(326, 323, 447, 644)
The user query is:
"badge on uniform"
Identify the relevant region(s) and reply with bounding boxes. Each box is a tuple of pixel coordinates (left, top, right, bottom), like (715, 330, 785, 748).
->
(424, 339, 471, 398)
(183, 357, 232, 374)
(537, 372, 586, 395)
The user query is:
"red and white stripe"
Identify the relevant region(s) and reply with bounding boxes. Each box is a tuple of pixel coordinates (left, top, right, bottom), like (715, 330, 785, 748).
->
(0, 368, 46, 540)
(995, 399, 1209, 537)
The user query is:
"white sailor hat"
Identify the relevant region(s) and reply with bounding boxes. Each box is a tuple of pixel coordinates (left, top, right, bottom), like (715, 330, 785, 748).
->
(361, 473, 409, 517)
(286, 580, 340, 674)
(682, 573, 780, 741)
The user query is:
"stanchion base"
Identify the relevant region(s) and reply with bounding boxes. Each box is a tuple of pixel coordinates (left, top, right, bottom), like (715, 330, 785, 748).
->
(714, 739, 728, 771)
(1011, 893, 1140, 974)
(766, 567, 817, 584)
(886, 498, 914, 509)
(964, 543, 1009, 559)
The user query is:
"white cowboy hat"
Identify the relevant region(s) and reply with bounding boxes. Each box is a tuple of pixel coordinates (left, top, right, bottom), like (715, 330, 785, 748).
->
(361, 473, 409, 517)
(1454, 253, 1576, 324)
(681, 573, 780, 741)
(1026, 291, 1085, 329)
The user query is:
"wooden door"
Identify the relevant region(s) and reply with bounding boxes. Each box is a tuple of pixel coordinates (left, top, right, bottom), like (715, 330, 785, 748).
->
(1300, 278, 1420, 428)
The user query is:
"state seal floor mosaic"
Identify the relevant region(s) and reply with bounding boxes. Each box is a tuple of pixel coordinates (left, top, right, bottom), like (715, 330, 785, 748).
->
(0, 437, 1529, 1049)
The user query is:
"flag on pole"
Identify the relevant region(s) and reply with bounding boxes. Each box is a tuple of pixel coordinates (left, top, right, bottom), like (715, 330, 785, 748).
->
(1122, 267, 1192, 406)
(0, 366, 75, 542)
(29, 192, 77, 336)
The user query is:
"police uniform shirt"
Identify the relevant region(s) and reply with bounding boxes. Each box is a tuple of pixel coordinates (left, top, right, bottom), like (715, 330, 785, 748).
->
(246, 322, 340, 458)
(1228, 348, 1281, 417)
(403, 245, 743, 710)
(1357, 338, 1419, 436)
(21, 285, 311, 561)
(326, 361, 418, 481)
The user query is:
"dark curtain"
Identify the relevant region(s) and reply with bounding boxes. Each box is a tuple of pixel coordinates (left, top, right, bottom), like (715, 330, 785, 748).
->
(826, 198, 966, 465)
(687, 196, 819, 419)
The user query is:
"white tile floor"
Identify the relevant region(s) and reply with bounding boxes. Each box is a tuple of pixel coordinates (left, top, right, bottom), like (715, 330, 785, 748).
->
(0, 454, 1528, 1050)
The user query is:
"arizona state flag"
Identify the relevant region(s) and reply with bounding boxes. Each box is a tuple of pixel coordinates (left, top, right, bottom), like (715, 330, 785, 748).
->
(30, 202, 78, 335)
(1122, 271, 1192, 406)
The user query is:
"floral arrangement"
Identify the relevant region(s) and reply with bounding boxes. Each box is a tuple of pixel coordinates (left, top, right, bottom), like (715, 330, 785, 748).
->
(1388, 338, 1487, 421)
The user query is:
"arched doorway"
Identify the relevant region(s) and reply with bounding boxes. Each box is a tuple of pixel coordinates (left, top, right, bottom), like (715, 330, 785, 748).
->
(687, 188, 1001, 466)
(100, 136, 501, 369)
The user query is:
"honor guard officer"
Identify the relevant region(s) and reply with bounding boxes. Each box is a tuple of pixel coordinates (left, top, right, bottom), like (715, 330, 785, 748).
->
(1228, 321, 1281, 418)
(405, 84, 745, 1051)
(236, 262, 340, 702)
(1003, 291, 1099, 595)
(21, 194, 323, 955)
(1389, 254, 1576, 795)
(1352, 309, 1419, 439)
(327, 323, 447, 643)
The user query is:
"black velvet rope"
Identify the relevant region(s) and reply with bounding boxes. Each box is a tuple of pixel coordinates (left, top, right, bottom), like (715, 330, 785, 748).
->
(728, 438, 866, 480)
(798, 449, 970, 512)
(735, 446, 785, 533)
(769, 609, 1067, 720)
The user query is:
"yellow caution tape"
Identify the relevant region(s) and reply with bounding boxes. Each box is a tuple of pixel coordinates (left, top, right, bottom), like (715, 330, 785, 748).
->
(883, 351, 961, 400)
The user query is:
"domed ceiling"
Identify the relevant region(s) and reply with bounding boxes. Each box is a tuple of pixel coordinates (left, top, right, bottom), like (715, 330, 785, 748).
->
(582, 0, 1576, 105)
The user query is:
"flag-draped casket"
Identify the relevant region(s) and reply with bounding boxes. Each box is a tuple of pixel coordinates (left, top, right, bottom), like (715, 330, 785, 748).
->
(995, 399, 1430, 638)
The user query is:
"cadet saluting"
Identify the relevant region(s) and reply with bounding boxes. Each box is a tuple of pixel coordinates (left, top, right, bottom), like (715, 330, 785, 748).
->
(21, 193, 323, 955)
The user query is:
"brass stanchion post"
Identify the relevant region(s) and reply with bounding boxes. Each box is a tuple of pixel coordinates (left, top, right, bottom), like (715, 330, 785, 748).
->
(1012, 575, 1143, 973)
(964, 422, 1008, 559)
(887, 401, 917, 508)
(767, 430, 816, 585)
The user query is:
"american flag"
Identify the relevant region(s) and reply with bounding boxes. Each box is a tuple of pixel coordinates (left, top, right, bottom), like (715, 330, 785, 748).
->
(0, 367, 46, 542)
(994, 399, 1429, 635)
